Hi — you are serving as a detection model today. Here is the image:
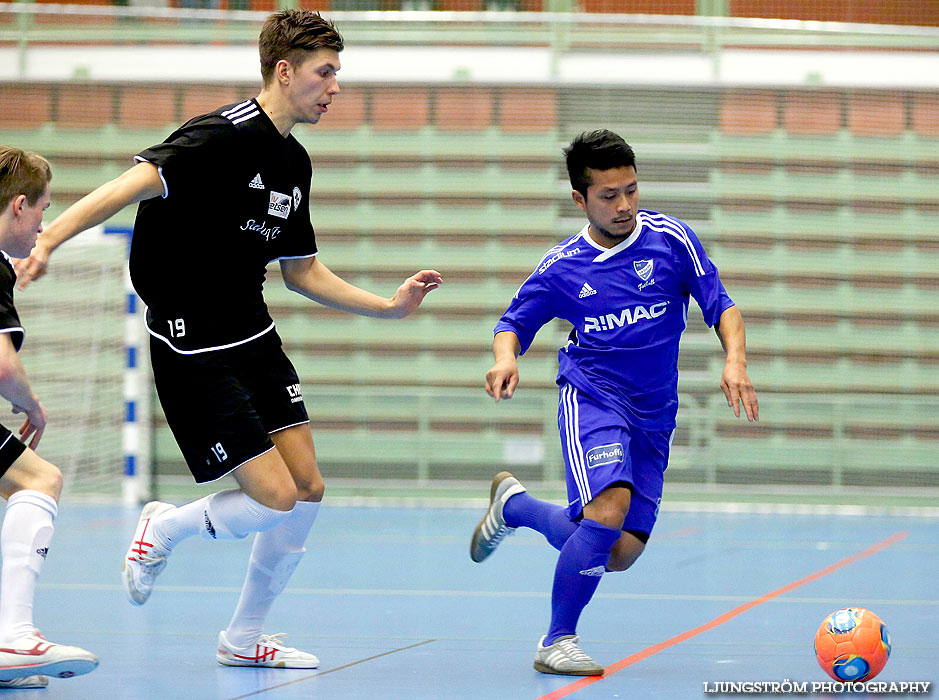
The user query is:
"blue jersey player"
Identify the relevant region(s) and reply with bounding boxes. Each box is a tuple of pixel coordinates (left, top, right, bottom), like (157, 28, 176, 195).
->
(470, 130, 758, 676)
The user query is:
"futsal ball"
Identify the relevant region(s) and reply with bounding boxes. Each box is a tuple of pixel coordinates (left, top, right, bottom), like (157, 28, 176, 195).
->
(814, 607, 891, 682)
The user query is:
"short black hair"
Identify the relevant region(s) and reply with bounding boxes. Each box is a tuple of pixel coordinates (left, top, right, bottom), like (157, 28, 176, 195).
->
(564, 130, 636, 198)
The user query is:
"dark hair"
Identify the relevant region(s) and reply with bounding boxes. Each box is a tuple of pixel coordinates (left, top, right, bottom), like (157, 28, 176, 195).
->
(0, 146, 51, 212)
(259, 10, 344, 86)
(564, 130, 637, 198)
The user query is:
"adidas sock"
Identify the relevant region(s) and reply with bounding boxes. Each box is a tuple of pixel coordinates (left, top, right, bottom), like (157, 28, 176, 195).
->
(544, 518, 621, 646)
(503, 491, 579, 551)
(153, 490, 292, 553)
(225, 501, 320, 649)
(0, 490, 57, 643)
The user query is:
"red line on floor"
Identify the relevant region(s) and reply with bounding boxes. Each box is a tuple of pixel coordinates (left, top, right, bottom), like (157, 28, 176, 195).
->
(534, 530, 908, 700)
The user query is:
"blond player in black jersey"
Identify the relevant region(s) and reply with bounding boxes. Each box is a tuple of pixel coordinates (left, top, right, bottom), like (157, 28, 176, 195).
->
(15, 12, 441, 668)
(0, 146, 99, 688)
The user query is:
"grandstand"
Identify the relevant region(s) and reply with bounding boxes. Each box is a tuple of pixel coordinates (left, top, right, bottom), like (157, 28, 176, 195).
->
(0, 3, 937, 504)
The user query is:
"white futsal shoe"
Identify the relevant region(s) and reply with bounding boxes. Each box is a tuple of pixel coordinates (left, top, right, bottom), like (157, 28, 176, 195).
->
(0, 631, 98, 681)
(122, 501, 176, 606)
(470, 471, 526, 563)
(534, 635, 604, 676)
(217, 631, 320, 669)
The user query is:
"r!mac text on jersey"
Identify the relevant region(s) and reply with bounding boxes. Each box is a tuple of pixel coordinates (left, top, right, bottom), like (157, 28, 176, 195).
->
(583, 301, 669, 333)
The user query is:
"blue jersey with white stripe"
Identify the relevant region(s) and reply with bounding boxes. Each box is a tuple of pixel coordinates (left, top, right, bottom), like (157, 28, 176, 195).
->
(494, 210, 734, 430)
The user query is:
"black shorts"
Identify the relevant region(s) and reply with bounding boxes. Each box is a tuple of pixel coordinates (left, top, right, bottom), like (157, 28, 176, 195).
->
(151, 330, 309, 484)
(0, 423, 27, 478)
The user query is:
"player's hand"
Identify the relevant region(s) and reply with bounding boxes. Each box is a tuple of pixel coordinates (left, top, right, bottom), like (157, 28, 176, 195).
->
(12, 400, 47, 450)
(388, 270, 443, 318)
(485, 358, 519, 402)
(720, 360, 758, 422)
(13, 236, 52, 291)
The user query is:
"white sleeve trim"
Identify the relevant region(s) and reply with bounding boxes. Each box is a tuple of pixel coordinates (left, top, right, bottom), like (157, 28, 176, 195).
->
(274, 252, 318, 261)
(0, 327, 25, 347)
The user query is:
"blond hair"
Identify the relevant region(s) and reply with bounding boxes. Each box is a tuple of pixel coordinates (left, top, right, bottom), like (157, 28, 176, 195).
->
(0, 146, 51, 211)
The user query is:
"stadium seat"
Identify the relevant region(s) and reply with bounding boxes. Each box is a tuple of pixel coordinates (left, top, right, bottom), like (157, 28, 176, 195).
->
(180, 85, 244, 121)
(371, 88, 430, 130)
(708, 239, 937, 278)
(719, 90, 777, 135)
(713, 355, 939, 394)
(285, 349, 560, 390)
(309, 200, 559, 237)
(709, 203, 939, 243)
(783, 92, 842, 135)
(0, 84, 53, 128)
(708, 393, 939, 480)
(498, 89, 557, 132)
(727, 278, 939, 319)
(710, 167, 937, 206)
(118, 85, 178, 128)
(315, 87, 367, 131)
(307, 162, 557, 201)
(847, 94, 906, 136)
(911, 93, 939, 137)
(56, 85, 115, 129)
(294, 118, 559, 161)
(435, 88, 493, 131)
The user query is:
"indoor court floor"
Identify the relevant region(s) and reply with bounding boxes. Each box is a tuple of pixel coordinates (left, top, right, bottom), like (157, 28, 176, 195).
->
(17, 501, 939, 699)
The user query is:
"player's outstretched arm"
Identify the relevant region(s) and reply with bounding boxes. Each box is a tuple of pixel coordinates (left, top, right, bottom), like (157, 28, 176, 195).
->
(15, 162, 164, 290)
(714, 305, 759, 422)
(486, 331, 522, 402)
(0, 334, 46, 449)
(281, 256, 442, 319)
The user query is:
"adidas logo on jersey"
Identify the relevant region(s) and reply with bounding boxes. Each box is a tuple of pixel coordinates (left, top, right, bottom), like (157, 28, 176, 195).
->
(578, 283, 597, 298)
(248, 173, 264, 190)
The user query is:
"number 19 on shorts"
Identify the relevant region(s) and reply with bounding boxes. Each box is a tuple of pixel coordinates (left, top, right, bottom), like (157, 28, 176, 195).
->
(167, 318, 186, 338)
(210, 442, 228, 463)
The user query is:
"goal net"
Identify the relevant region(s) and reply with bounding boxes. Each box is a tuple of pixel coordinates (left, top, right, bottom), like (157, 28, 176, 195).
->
(11, 235, 128, 500)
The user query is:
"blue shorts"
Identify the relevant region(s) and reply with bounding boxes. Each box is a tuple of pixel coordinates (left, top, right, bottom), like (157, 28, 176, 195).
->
(557, 382, 672, 538)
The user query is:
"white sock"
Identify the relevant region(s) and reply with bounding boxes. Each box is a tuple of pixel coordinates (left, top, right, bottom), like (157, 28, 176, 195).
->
(153, 490, 292, 553)
(0, 490, 57, 643)
(224, 501, 320, 648)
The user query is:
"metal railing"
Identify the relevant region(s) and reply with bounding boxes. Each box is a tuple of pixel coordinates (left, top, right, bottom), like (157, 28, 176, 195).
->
(3, 3, 939, 76)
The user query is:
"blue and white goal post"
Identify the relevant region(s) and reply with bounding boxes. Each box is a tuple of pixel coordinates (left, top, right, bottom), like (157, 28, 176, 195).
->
(108, 226, 152, 506)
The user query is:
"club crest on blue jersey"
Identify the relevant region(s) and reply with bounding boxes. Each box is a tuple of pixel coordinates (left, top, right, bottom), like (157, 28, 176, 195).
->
(634, 259, 654, 281)
(292, 187, 302, 212)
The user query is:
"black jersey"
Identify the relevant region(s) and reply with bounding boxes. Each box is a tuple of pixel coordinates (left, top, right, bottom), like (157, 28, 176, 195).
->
(131, 99, 317, 353)
(0, 254, 24, 352)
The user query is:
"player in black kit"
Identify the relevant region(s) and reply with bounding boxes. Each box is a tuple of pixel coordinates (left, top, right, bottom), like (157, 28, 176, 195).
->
(0, 147, 98, 688)
(15, 12, 441, 668)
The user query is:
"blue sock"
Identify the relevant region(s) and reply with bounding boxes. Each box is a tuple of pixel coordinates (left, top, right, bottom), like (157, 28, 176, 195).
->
(503, 491, 579, 550)
(544, 518, 622, 646)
